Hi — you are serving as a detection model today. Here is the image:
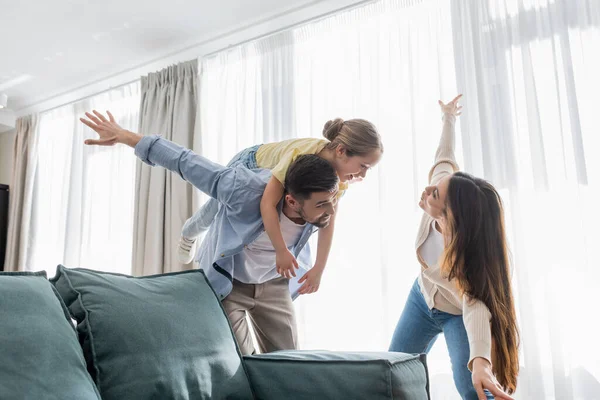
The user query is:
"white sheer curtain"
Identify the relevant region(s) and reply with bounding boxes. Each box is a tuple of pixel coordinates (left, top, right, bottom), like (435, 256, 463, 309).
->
(28, 82, 140, 275)
(198, 0, 599, 398)
(291, 3, 461, 397)
(451, 1, 600, 398)
(195, 33, 297, 217)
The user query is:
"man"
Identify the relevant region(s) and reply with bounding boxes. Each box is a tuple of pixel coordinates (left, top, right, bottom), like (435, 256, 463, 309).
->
(81, 110, 339, 355)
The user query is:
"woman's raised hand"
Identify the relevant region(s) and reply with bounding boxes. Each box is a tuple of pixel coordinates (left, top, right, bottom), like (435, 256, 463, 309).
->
(438, 94, 463, 117)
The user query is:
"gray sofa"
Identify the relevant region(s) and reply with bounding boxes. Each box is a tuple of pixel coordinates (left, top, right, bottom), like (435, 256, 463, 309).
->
(0, 266, 430, 399)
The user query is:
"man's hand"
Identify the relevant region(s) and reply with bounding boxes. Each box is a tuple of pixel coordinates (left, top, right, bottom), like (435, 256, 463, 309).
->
(275, 248, 299, 279)
(297, 267, 323, 295)
(472, 357, 513, 400)
(80, 110, 140, 148)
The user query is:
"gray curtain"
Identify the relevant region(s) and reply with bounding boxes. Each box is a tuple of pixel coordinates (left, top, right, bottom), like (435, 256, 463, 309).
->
(132, 60, 198, 276)
(3, 115, 39, 271)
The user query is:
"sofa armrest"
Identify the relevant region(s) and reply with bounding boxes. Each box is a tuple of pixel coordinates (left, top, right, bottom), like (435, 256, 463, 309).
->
(243, 350, 429, 400)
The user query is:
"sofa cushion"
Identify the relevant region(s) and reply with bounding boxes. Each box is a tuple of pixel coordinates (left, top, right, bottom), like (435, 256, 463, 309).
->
(51, 265, 254, 400)
(244, 350, 429, 400)
(0, 271, 101, 400)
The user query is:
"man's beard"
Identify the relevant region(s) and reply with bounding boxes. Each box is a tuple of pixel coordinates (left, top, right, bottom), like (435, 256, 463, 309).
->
(297, 207, 331, 228)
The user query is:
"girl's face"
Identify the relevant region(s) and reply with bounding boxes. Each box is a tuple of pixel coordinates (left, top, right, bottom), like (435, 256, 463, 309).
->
(334, 147, 382, 183)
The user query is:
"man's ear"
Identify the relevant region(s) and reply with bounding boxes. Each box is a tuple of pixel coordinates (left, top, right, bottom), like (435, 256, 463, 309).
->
(285, 193, 299, 209)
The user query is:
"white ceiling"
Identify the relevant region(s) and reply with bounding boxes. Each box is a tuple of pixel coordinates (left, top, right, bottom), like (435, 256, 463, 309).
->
(0, 0, 353, 113)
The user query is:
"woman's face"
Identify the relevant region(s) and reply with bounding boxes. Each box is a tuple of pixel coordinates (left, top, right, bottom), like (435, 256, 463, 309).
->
(419, 174, 452, 220)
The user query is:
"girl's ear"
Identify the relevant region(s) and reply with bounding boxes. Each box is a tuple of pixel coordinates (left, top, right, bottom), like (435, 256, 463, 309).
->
(336, 144, 347, 158)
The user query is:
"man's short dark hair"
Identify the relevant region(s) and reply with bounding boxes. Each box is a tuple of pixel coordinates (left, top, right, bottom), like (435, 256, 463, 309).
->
(284, 155, 338, 200)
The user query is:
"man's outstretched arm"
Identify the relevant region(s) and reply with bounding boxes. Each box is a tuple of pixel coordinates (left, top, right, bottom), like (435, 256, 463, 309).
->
(80, 110, 238, 205)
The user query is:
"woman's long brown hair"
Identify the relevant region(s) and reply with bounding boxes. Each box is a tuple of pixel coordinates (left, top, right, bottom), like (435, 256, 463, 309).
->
(441, 172, 519, 393)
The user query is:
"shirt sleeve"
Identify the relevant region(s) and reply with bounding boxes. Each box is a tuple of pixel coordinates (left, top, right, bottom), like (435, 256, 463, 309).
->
(462, 295, 493, 370)
(336, 181, 348, 199)
(428, 114, 460, 185)
(271, 148, 301, 185)
(135, 135, 239, 206)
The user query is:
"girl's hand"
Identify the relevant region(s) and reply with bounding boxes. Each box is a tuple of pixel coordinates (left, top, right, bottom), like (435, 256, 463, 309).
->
(80, 110, 140, 147)
(438, 94, 463, 117)
(297, 267, 323, 295)
(276, 248, 299, 279)
(472, 358, 514, 400)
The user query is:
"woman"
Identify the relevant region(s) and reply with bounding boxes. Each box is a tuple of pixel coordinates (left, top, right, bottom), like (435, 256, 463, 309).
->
(389, 95, 519, 400)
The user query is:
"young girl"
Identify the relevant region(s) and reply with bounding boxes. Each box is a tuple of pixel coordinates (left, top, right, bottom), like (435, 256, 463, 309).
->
(389, 95, 519, 400)
(178, 119, 383, 294)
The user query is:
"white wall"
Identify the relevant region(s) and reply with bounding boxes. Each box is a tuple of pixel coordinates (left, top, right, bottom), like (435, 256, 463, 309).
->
(0, 130, 16, 186)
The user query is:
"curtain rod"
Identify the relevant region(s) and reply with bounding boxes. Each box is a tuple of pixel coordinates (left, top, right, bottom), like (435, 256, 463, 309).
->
(202, 0, 375, 59)
(39, 78, 141, 115)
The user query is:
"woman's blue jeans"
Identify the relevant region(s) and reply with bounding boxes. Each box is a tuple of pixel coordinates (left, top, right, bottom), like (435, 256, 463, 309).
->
(389, 279, 493, 400)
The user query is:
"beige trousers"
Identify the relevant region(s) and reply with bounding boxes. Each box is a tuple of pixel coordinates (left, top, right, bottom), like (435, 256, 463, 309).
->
(222, 277, 297, 355)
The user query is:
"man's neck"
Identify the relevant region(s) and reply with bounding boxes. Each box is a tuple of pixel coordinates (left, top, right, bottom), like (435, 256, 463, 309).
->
(282, 204, 306, 225)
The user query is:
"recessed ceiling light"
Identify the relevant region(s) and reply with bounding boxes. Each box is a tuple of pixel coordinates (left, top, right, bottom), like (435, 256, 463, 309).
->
(0, 93, 7, 109)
